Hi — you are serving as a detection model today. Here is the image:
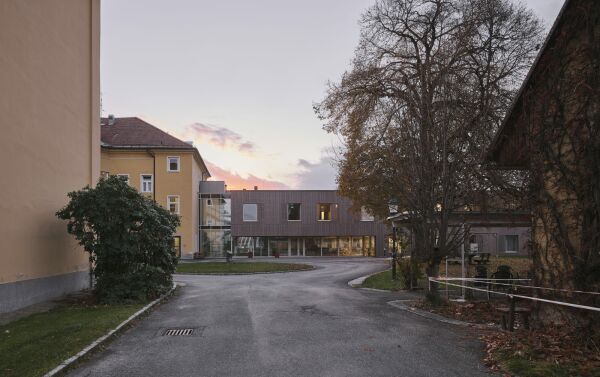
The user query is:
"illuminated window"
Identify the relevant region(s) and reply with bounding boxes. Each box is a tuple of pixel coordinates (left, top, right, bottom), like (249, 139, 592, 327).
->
(318, 203, 331, 221)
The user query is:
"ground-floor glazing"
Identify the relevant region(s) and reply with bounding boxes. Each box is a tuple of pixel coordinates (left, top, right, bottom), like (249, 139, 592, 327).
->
(233, 236, 376, 257)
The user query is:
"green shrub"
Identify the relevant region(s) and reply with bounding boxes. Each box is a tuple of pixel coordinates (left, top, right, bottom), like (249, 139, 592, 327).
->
(56, 176, 180, 303)
(396, 258, 423, 288)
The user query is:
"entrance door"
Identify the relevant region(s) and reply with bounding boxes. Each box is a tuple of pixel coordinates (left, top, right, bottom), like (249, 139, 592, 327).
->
(172, 236, 181, 258)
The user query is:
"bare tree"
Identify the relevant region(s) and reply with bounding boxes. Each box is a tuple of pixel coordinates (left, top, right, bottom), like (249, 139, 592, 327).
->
(316, 0, 542, 294)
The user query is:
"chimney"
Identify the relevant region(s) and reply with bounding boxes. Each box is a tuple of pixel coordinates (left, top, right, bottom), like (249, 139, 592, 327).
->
(185, 140, 194, 146)
(108, 114, 115, 126)
(254, 186, 258, 191)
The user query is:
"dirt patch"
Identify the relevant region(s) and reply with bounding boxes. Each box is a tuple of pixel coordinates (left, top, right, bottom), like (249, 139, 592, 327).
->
(482, 327, 600, 377)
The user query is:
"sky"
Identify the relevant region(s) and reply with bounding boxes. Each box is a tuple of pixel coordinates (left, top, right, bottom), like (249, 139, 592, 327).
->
(101, 0, 564, 190)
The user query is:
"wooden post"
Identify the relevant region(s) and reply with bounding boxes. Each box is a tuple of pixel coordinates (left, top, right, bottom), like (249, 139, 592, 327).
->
(508, 295, 516, 332)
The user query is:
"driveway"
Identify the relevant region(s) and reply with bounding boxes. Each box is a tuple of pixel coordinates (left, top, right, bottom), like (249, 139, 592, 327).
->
(67, 258, 491, 377)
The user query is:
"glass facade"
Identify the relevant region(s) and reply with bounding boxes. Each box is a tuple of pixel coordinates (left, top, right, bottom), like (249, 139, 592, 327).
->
(269, 237, 289, 256)
(202, 196, 231, 226)
(200, 194, 232, 257)
(231, 236, 376, 257)
(234, 236, 268, 256)
(201, 229, 232, 257)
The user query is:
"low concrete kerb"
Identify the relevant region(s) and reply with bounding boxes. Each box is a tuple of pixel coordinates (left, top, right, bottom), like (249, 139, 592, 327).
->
(43, 282, 177, 377)
(387, 300, 496, 330)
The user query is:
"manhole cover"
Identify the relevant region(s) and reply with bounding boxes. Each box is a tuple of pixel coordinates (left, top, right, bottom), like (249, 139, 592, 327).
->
(163, 328, 195, 336)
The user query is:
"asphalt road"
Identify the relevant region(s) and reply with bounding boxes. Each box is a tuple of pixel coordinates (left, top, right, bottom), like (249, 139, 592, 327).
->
(67, 258, 491, 377)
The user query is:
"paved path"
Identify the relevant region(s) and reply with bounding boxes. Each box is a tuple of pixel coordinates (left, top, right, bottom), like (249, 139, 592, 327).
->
(67, 258, 491, 377)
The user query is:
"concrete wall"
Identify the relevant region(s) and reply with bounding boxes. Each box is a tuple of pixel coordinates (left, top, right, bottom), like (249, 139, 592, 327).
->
(100, 149, 201, 258)
(0, 0, 100, 312)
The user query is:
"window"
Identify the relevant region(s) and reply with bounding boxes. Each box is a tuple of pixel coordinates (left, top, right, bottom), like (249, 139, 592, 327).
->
(167, 195, 180, 214)
(100, 171, 110, 179)
(288, 203, 301, 221)
(167, 156, 180, 172)
(504, 235, 519, 253)
(243, 204, 258, 222)
(141, 174, 153, 193)
(318, 203, 331, 221)
(116, 174, 130, 184)
(360, 207, 374, 221)
(207, 198, 213, 206)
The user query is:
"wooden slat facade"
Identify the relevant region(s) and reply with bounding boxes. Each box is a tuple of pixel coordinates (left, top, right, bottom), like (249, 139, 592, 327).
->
(229, 190, 388, 256)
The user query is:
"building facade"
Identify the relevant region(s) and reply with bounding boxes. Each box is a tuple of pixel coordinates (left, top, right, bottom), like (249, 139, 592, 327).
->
(389, 211, 531, 257)
(199, 182, 388, 257)
(100, 117, 211, 259)
(0, 0, 101, 313)
(486, 0, 599, 327)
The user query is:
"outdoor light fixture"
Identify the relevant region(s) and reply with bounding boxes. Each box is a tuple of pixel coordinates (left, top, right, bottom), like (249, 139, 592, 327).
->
(388, 198, 399, 215)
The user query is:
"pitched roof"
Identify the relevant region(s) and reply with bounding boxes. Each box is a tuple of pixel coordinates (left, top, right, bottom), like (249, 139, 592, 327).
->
(486, 0, 573, 166)
(100, 117, 193, 148)
(100, 116, 211, 177)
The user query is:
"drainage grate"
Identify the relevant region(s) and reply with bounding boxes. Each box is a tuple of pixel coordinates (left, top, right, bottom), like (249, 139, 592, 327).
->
(163, 328, 195, 336)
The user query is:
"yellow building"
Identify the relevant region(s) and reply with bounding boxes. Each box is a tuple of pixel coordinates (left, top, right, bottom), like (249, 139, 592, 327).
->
(100, 116, 210, 258)
(0, 0, 101, 313)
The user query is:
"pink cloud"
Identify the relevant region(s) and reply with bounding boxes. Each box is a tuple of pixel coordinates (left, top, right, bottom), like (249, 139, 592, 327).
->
(206, 161, 290, 190)
(185, 123, 256, 155)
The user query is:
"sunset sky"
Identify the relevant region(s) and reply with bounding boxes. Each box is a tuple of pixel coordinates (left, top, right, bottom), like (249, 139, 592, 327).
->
(101, 0, 564, 190)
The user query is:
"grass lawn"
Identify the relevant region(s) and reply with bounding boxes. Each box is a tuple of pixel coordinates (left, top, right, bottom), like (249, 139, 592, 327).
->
(361, 269, 406, 290)
(176, 262, 313, 274)
(497, 352, 583, 377)
(0, 300, 144, 377)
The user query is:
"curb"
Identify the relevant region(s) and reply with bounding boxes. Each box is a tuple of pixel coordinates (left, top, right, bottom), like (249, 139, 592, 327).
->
(387, 300, 496, 330)
(43, 283, 177, 377)
(347, 269, 390, 288)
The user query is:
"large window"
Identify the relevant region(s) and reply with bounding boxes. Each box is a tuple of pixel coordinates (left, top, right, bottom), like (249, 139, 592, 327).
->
(243, 204, 258, 222)
(201, 229, 232, 257)
(504, 235, 519, 253)
(269, 237, 289, 256)
(167, 156, 180, 172)
(167, 195, 180, 214)
(141, 174, 153, 193)
(318, 203, 331, 221)
(201, 196, 231, 226)
(287, 203, 301, 221)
